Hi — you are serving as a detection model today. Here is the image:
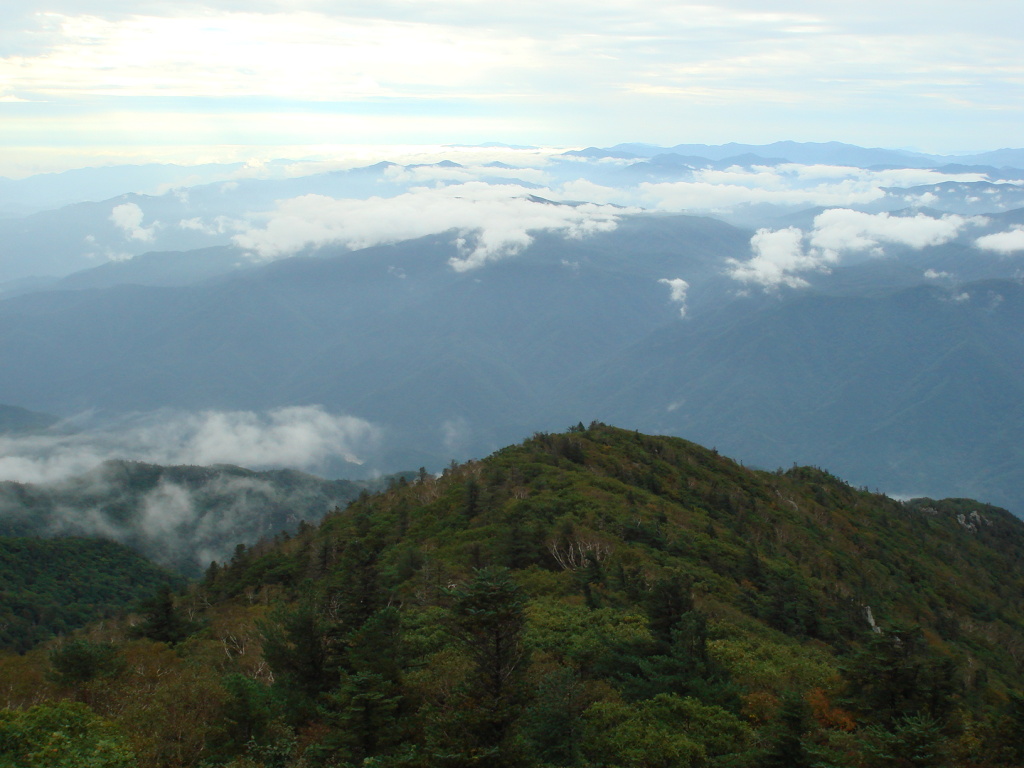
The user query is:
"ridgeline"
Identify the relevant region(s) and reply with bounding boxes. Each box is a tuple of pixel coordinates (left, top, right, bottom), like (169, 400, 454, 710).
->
(2, 423, 1023, 767)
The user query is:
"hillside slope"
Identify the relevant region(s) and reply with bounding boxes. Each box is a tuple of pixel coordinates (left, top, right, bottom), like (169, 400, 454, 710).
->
(3, 424, 1023, 767)
(0, 537, 183, 653)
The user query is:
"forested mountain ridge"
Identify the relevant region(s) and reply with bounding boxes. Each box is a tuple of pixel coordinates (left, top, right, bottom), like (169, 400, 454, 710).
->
(2, 424, 1024, 767)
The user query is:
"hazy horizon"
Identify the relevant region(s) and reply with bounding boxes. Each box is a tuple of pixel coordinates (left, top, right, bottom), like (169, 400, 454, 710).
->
(2, 1, 1022, 176)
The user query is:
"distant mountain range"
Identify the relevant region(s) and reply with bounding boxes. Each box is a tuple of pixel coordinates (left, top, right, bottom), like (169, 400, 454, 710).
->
(592, 140, 1024, 169)
(0, 141, 1022, 518)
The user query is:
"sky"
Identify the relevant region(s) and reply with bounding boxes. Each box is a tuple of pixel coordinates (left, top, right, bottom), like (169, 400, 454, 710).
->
(1, 0, 1022, 174)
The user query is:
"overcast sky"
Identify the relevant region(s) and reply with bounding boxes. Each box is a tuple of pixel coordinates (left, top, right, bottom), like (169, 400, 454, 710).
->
(2, 1, 1022, 172)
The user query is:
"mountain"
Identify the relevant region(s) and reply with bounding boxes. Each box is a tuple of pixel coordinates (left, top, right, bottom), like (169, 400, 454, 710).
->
(3, 425, 1023, 766)
(0, 404, 59, 434)
(0, 162, 248, 217)
(580, 278, 1024, 512)
(1, 207, 1022, 514)
(0, 536, 183, 653)
(0, 212, 749, 453)
(604, 141, 1024, 172)
(0, 460, 401, 574)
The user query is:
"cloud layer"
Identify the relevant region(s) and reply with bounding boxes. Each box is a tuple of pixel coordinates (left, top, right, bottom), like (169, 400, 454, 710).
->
(232, 182, 625, 269)
(0, 406, 380, 485)
(2, 3, 1021, 156)
(639, 166, 988, 214)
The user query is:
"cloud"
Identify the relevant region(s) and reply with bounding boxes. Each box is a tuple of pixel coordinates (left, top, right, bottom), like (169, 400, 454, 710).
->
(381, 162, 550, 187)
(640, 177, 885, 212)
(139, 480, 197, 539)
(3, 11, 539, 102)
(658, 278, 690, 317)
(110, 202, 157, 241)
(2, 3, 1022, 157)
(727, 210, 985, 289)
(637, 165, 989, 214)
(727, 210, 986, 289)
(0, 461, 356, 570)
(231, 182, 624, 269)
(975, 227, 1024, 254)
(0, 406, 380, 485)
(809, 209, 979, 254)
(727, 226, 827, 289)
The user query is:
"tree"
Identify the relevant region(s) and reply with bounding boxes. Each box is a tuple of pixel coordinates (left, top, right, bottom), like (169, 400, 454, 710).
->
(759, 691, 814, 768)
(259, 598, 334, 720)
(219, 673, 275, 753)
(863, 713, 947, 768)
(841, 626, 957, 727)
(448, 567, 529, 765)
(48, 639, 123, 689)
(521, 666, 588, 766)
(132, 585, 197, 645)
(600, 574, 736, 708)
(323, 607, 409, 763)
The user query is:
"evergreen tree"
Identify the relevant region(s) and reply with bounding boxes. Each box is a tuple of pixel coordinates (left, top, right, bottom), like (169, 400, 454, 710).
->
(759, 691, 814, 768)
(842, 626, 958, 727)
(448, 566, 530, 766)
(132, 585, 196, 645)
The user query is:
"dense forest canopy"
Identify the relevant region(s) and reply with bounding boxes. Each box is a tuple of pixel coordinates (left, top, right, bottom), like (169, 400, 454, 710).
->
(2, 423, 1023, 767)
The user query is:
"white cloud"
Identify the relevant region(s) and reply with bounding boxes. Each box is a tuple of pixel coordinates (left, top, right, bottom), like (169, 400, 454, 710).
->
(727, 226, 829, 289)
(557, 179, 631, 205)
(139, 480, 196, 538)
(640, 176, 885, 212)
(231, 182, 625, 269)
(924, 268, 953, 279)
(637, 165, 989, 214)
(727, 210, 985, 289)
(809, 209, 979, 254)
(658, 277, 690, 317)
(2, 11, 543, 104)
(0, 406, 380, 484)
(975, 227, 1024, 254)
(110, 202, 157, 241)
(1, 2, 1022, 156)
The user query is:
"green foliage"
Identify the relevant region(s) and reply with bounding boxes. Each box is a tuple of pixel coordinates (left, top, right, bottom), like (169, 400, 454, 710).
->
(131, 584, 200, 645)
(219, 673, 275, 753)
(0, 536, 181, 652)
(841, 626, 958, 727)
(582, 693, 752, 767)
(520, 666, 588, 766)
(47, 640, 123, 688)
(446, 567, 530, 765)
(759, 691, 814, 768)
(6, 424, 1024, 768)
(862, 713, 948, 768)
(0, 701, 135, 767)
(259, 597, 334, 712)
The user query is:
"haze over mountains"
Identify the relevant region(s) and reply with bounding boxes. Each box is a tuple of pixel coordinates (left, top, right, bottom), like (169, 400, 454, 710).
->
(1, 140, 1023, 518)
